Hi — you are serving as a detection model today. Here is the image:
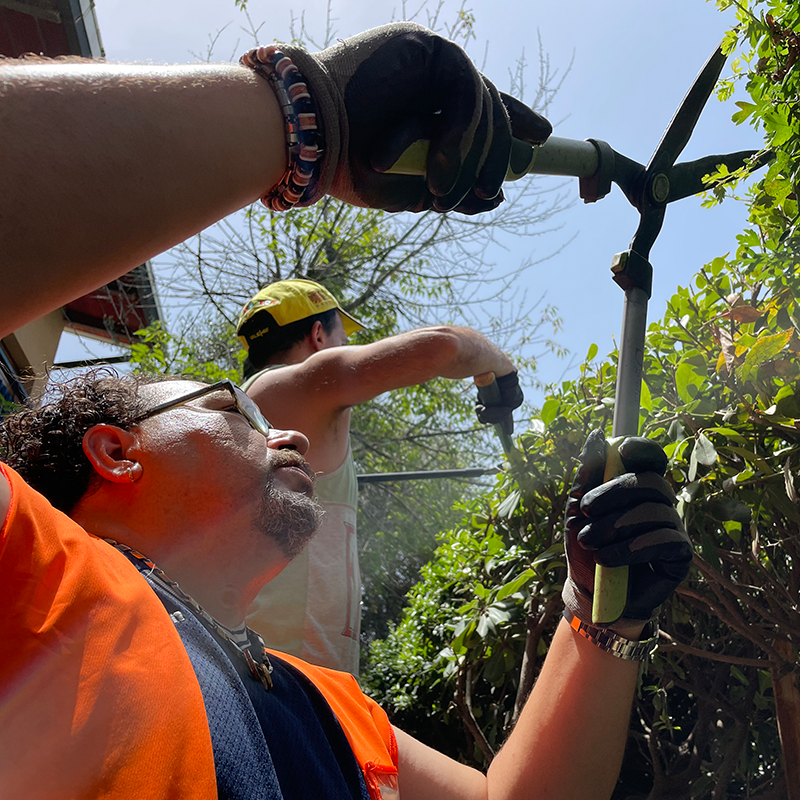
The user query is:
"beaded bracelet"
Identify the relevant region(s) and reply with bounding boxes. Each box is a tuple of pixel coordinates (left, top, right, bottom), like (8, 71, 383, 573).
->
(240, 46, 323, 211)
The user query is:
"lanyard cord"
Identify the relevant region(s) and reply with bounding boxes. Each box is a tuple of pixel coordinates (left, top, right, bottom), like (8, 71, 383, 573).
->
(106, 539, 274, 691)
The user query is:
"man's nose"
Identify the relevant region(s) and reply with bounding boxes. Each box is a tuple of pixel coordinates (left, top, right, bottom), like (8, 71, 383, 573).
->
(266, 428, 310, 455)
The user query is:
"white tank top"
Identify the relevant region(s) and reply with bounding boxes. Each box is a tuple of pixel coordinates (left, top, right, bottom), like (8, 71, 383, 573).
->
(243, 367, 361, 675)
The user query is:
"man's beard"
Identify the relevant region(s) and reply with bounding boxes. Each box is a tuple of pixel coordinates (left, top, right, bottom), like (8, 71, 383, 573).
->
(256, 456, 324, 560)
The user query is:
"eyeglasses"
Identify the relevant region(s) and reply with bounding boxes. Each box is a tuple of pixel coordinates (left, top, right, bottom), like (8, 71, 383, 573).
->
(129, 379, 272, 437)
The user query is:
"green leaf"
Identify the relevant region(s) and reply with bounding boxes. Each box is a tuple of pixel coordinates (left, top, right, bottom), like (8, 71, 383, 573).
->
(723, 520, 742, 544)
(731, 100, 757, 124)
(675, 361, 705, 403)
(586, 343, 598, 362)
(776, 308, 796, 334)
(540, 398, 560, 428)
(640, 380, 653, 412)
(784, 458, 798, 503)
(496, 569, 536, 602)
(766, 486, 800, 524)
(473, 582, 490, 600)
(450, 620, 477, 654)
(689, 446, 699, 482)
(496, 489, 521, 519)
(531, 541, 566, 567)
(485, 605, 511, 626)
(730, 665, 749, 685)
(738, 330, 793, 381)
(704, 426, 749, 444)
(775, 384, 796, 401)
(718, 445, 772, 474)
(471, 514, 489, 530)
(676, 481, 702, 504)
(476, 613, 495, 639)
(776, 383, 800, 417)
(707, 497, 752, 524)
(694, 433, 718, 466)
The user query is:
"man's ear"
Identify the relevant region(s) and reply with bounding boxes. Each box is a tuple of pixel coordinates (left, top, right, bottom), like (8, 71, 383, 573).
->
(309, 320, 326, 351)
(82, 425, 142, 484)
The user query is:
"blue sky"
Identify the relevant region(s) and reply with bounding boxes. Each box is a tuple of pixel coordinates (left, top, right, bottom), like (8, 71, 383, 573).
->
(57, 0, 760, 403)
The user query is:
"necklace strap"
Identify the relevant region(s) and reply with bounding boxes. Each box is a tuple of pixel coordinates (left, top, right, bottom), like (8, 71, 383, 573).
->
(107, 539, 273, 690)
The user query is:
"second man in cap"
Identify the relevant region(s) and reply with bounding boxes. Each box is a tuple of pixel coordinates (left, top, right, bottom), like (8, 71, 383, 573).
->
(237, 279, 523, 675)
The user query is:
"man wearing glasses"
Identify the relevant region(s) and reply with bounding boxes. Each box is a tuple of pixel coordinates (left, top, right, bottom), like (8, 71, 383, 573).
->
(236, 279, 523, 676)
(0, 372, 691, 800)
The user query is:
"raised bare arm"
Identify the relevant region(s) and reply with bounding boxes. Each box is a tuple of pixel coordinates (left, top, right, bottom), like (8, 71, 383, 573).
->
(246, 326, 516, 471)
(0, 62, 285, 339)
(1, 24, 552, 340)
(392, 430, 692, 800)
(250, 325, 514, 406)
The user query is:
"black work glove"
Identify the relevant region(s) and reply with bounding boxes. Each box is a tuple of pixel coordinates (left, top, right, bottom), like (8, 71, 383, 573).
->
(280, 23, 552, 214)
(475, 371, 523, 425)
(562, 430, 693, 628)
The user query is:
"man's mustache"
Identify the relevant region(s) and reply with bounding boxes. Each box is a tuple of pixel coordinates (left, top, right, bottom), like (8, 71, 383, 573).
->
(269, 450, 317, 485)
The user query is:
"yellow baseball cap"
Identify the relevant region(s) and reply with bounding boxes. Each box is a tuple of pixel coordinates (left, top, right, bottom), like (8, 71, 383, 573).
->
(236, 279, 365, 351)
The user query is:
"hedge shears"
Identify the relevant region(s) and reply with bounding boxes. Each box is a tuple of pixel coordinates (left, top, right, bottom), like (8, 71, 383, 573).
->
(385, 40, 769, 624)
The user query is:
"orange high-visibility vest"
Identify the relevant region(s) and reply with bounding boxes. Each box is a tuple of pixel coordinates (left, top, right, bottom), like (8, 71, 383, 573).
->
(273, 651, 399, 800)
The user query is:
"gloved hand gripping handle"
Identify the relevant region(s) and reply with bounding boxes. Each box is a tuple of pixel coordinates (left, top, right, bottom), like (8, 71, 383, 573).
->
(387, 42, 768, 626)
(474, 372, 515, 458)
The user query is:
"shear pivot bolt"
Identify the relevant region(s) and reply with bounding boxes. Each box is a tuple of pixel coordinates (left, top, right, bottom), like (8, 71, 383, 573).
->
(651, 173, 670, 204)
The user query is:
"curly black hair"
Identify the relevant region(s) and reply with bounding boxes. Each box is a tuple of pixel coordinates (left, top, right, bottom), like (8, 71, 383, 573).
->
(0, 370, 166, 514)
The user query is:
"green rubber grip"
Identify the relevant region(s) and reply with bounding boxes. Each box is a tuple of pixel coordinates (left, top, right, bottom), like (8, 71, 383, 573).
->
(384, 138, 538, 182)
(592, 437, 629, 624)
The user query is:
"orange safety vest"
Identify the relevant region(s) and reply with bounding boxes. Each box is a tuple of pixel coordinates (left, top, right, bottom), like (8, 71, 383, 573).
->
(0, 463, 217, 799)
(273, 651, 400, 800)
(1, 462, 398, 799)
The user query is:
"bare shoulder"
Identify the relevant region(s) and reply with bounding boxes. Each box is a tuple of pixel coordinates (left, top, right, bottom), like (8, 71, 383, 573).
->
(246, 351, 356, 415)
(246, 362, 305, 397)
(246, 361, 352, 474)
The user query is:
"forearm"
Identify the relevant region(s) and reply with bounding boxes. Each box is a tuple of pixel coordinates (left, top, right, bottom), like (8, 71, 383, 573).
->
(395, 618, 640, 800)
(290, 326, 516, 411)
(418, 327, 516, 381)
(351, 326, 515, 396)
(0, 61, 284, 339)
(486, 618, 640, 800)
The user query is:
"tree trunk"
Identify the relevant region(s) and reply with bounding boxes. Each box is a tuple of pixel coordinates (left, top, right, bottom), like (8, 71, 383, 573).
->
(513, 595, 561, 724)
(771, 638, 800, 800)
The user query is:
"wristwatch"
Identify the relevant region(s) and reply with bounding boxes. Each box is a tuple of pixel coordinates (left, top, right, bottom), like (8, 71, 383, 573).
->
(563, 608, 659, 661)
